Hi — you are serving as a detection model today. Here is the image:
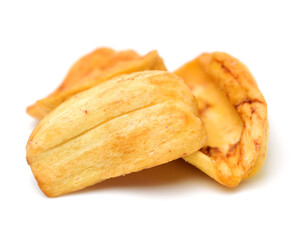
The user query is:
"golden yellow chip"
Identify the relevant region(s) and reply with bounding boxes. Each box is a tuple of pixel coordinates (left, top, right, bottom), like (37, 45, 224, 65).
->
(26, 71, 206, 197)
(175, 52, 268, 187)
(27, 48, 166, 119)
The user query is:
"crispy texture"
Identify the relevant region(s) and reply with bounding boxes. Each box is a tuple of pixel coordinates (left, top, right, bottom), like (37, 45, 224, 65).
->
(175, 52, 268, 187)
(26, 71, 206, 197)
(27, 48, 167, 119)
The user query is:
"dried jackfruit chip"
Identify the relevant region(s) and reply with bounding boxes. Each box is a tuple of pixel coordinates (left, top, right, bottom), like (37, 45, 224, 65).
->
(27, 48, 167, 119)
(175, 52, 268, 187)
(26, 71, 206, 197)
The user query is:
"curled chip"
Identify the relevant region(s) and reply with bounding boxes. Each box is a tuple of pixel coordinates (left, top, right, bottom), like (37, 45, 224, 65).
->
(26, 71, 206, 197)
(27, 48, 166, 120)
(175, 52, 268, 187)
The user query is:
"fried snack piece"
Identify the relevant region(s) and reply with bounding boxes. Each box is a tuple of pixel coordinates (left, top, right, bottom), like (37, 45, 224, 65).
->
(26, 71, 206, 197)
(175, 52, 268, 187)
(27, 48, 167, 120)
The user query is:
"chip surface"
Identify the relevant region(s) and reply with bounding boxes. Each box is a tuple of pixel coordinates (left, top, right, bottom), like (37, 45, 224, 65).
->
(26, 71, 206, 197)
(27, 48, 166, 119)
(175, 52, 268, 187)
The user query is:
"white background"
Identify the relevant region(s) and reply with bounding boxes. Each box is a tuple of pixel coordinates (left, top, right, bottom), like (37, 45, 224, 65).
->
(1, 0, 299, 239)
